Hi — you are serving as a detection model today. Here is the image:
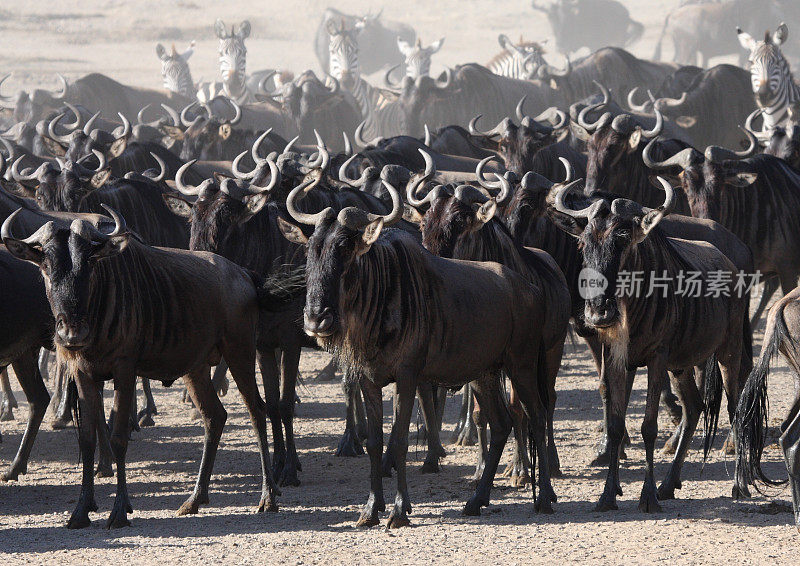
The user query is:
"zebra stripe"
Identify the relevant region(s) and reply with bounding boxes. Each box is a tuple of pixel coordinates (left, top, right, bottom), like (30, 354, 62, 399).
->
(157, 43, 195, 99)
(487, 40, 547, 81)
(745, 32, 800, 130)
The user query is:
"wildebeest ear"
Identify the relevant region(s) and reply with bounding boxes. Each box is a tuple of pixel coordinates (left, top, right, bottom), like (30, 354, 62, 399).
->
(243, 192, 269, 217)
(90, 169, 111, 189)
(569, 122, 590, 143)
(2, 238, 44, 264)
(359, 218, 384, 251)
(402, 204, 424, 224)
(277, 217, 309, 246)
(724, 171, 758, 188)
(237, 20, 251, 40)
(156, 43, 167, 61)
(737, 29, 757, 52)
(637, 209, 665, 241)
(160, 124, 185, 141)
(42, 136, 67, 157)
(548, 209, 585, 237)
(218, 123, 232, 140)
(474, 198, 497, 227)
(162, 194, 192, 218)
(674, 115, 697, 129)
(627, 129, 642, 152)
(91, 234, 129, 261)
(108, 136, 128, 158)
(1, 180, 36, 199)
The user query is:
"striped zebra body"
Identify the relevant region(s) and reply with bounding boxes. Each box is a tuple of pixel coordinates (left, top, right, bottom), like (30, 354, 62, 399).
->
(739, 23, 800, 131)
(155, 42, 195, 99)
(487, 35, 547, 80)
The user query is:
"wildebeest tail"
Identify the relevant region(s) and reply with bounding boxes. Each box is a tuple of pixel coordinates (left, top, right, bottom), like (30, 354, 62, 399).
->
(527, 340, 550, 496)
(701, 353, 722, 462)
(252, 267, 307, 311)
(735, 303, 790, 488)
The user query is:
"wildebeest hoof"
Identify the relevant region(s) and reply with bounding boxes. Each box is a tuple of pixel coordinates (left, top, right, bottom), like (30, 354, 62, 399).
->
(732, 484, 751, 499)
(177, 493, 208, 516)
(535, 494, 554, 514)
(137, 410, 155, 427)
(594, 490, 619, 512)
(356, 496, 385, 528)
(105, 493, 133, 529)
(67, 496, 98, 529)
(638, 490, 662, 513)
(278, 460, 301, 487)
(420, 458, 440, 474)
(214, 377, 229, 397)
(462, 495, 486, 516)
(386, 510, 411, 528)
(355, 513, 380, 528)
(2, 462, 26, 481)
(657, 480, 680, 501)
(335, 430, 364, 457)
(0, 405, 13, 421)
(95, 462, 113, 478)
(51, 414, 72, 429)
(257, 494, 279, 513)
(589, 451, 610, 467)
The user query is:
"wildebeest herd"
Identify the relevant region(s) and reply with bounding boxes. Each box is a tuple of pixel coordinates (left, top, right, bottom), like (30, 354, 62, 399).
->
(1, 2, 800, 533)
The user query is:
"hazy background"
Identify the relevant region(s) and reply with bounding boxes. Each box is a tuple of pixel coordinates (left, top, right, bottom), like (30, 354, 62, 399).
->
(0, 0, 739, 94)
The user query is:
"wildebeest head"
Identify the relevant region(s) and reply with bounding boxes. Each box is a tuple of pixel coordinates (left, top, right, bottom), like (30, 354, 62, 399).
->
(277, 173, 402, 339)
(163, 98, 241, 161)
(469, 96, 568, 176)
(2, 74, 67, 125)
(156, 41, 196, 99)
(1, 205, 129, 349)
(214, 19, 251, 101)
(738, 22, 790, 108)
(642, 131, 759, 220)
(550, 176, 674, 328)
(396, 69, 454, 137)
(503, 159, 573, 238)
(747, 106, 800, 169)
(42, 107, 131, 164)
(164, 156, 279, 255)
(580, 86, 664, 194)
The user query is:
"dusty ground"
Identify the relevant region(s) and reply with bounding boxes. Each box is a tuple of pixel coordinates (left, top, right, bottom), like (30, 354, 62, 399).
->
(1, 0, 799, 563)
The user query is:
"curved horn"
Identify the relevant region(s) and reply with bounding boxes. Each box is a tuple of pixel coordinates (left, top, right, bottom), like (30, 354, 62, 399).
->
(160, 103, 181, 126)
(249, 156, 280, 193)
(116, 112, 131, 138)
(251, 128, 273, 163)
(257, 70, 278, 95)
(174, 159, 211, 196)
(654, 92, 687, 110)
(282, 134, 299, 155)
(640, 106, 664, 139)
(142, 152, 166, 182)
(406, 149, 436, 207)
(434, 67, 453, 89)
(468, 114, 507, 138)
(652, 175, 674, 214)
(372, 178, 403, 226)
(384, 63, 402, 88)
(11, 156, 48, 183)
(476, 156, 504, 189)
(82, 111, 100, 136)
(533, 106, 568, 131)
(642, 139, 700, 171)
(704, 126, 758, 163)
(100, 204, 128, 237)
(2, 208, 55, 246)
(338, 153, 371, 187)
(515, 95, 528, 122)
(0, 136, 16, 161)
(342, 131, 353, 156)
(560, 157, 574, 183)
(47, 112, 74, 144)
(492, 172, 512, 206)
(423, 124, 432, 147)
(232, 150, 257, 180)
(354, 120, 370, 148)
(137, 103, 153, 125)
(306, 130, 330, 170)
(62, 102, 82, 130)
(553, 179, 593, 218)
(577, 81, 611, 132)
(180, 101, 202, 127)
(226, 97, 242, 125)
(744, 108, 771, 143)
(52, 74, 67, 99)
(285, 175, 328, 226)
(626, 87, 649, 113)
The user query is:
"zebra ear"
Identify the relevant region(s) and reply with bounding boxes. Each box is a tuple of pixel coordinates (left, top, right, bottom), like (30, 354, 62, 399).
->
(737, 28, 757, 52)
(498, 34, 511, 50)
(429, 37, 445, 54)
(156, 43, 167, 61)
(397, 37, 412, 56)
(237, 20, 251, 40)
(214, 19, 227, 39)
(773, 23, 789, 46)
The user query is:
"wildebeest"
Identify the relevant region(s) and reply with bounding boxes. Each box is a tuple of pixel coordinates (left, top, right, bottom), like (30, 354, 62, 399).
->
(314, 8, 415, 76)
(408, 166, 571, 483)
(654, 0, 786, 66)
(735, 286, 800, 529)
(747, 105, 800, 169)
(280, 176, 556, 526)
(531, 0, 644, 54)
(2, 206, 289, 528)
(551, 179, 751, 511)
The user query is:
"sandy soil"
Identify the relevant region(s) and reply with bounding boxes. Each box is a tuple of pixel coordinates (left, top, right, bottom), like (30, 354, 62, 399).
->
(1, 1, 799, 563)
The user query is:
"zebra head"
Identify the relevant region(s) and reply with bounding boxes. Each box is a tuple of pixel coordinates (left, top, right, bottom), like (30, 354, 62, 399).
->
(494, 35, 548, 80)
(738, 23, 793, 112)
(397, 37, 445, 80)
(326, 19, 361, 91)
(156, 42, 196, 98)
(214, 19, 250, 100)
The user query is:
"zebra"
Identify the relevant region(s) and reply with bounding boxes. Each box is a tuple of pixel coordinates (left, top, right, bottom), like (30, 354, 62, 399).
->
(486, 34, 569, 81)
(213, 19, 252, 103)
(155, 42, 196, 98)
(738, 22, 800, 133)
(396, 37, 445, 80)
(326, 18, 400, 137)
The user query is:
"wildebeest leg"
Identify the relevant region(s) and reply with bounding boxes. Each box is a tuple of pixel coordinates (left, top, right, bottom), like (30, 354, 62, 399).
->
(137, 378, 157, 427)
(38, 349, 53, 381)
(356, 377, 386, 528)
(177, 365, 227, 516)
(337, 368, 365, 457)
(452, 384, 477, 446)
(661, 381, 683, 425)
(381, 387, 400, 477)
(779, 394, 800, 529)
(106, 368, 136, 528)
(386, 375, 415, 529)
(463, 375, 512, 515)
(591, 364, 633, 467)
(594, 350, 630, 511)
(258, 348, 285, 480)
(354, 378, 368, 440)
(277, 346, 302, 487)
(228, 344, 280, 512)
(658, 368, 702, 500)
(0, 367, 16, 421)
(502, 383, 531, 487)
(545, 343, 564, 478)
(95, 382, 113, 478)
(418, 382, 446, 473)
(211, 359, 229, 396)
(52, 362, 73, 429)
(67, 371, 100, 529)
(639, 357, 667, 513)
(719, 342, 747, 498)
(751, 275, 780, 326)
(2, 349, 50, 481)
(472, 392, 488, 481)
